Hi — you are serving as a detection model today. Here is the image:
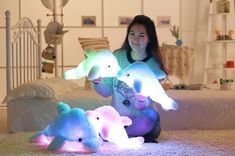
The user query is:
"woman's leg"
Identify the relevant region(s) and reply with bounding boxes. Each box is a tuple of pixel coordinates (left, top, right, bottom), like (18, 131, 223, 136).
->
(125, 108, 160, 138)
(143, 111, 161, 143)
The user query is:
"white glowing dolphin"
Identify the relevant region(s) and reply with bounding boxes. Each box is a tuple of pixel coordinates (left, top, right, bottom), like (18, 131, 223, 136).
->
(64, 49, 121, 80)
(117, 61, 178, 111)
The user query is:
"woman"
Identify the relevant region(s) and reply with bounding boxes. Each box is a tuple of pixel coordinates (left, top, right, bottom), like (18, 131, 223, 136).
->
(93, 15, 166, 143)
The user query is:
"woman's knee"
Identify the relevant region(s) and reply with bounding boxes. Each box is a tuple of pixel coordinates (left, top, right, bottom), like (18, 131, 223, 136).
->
(142, 108, 158, 122)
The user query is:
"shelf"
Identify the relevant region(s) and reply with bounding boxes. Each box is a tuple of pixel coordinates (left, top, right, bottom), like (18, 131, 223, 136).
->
(204, 3, 235, 85)
(209, 13, 235, 16)
(205, 67, 235, 71)
(208, 40, 235, 44)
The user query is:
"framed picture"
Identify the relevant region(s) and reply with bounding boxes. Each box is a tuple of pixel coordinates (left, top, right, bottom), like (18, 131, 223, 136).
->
(157, 16, 171, 28)
(118, 16, 133, 26)
(81, 16, 96, 27)
(216, 0, 230, 13)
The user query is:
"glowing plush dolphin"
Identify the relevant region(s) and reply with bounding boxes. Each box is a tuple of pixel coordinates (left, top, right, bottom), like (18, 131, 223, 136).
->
(117, 61, 178, 111)
(64, 49, 121, 80)
(86, 106, 144, 149)
(29, 102, 100, 153)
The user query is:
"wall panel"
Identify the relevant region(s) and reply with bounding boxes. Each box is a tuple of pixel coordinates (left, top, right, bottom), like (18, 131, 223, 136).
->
(64, 0, 102, 26)
(103, 0, 142, 26)
(0, 0, 181, 100)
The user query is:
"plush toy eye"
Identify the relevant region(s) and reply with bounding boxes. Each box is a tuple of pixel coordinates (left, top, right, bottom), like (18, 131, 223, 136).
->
(78, 138, 83, 142)
(108, 65, 111, 68)
(126, 73, 130, 77)
(96, 117, 99, 120)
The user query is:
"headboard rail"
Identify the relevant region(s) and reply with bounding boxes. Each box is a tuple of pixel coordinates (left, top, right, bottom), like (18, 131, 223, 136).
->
(5, 10, 42, 94)
(11, 17, 40, 45)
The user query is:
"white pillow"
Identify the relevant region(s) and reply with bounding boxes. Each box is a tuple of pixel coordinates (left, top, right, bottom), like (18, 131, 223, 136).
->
(3, 78, 80, 102)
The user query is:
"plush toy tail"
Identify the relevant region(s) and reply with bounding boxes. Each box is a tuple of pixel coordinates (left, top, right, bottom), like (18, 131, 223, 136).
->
(151, 94, 178, 111)
(29, 131, 50, 145)
(64, 68, 86, 80)
(64, 62, 87, 80)
(116, 137, 144, 149)
(57, 101, 70, 114)
(64, 68, 78, 79)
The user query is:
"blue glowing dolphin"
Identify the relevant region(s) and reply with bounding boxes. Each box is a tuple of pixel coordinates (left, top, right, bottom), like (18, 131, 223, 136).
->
(64, 49, 121, 80)
(29, 102, 100, 153)
(117, 61, 178, 111)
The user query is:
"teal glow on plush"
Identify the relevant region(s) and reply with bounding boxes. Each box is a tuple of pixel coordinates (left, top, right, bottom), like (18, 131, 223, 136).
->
(29, 102, 100, 153)
(64, 49, 121, 80)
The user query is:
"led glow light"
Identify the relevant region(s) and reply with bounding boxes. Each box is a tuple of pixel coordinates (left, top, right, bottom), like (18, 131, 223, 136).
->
(86, 106, 144, 149)
(64, 49, 121, 80)
(117, 61, 178, 110)
(30, 102, 100, 153)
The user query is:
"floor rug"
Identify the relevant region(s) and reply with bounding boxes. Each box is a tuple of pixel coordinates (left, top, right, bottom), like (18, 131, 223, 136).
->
(0, 130, 235, 156)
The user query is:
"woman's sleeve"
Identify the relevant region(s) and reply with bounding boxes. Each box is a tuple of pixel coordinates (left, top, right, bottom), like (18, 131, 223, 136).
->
(92, 77, 114, 97)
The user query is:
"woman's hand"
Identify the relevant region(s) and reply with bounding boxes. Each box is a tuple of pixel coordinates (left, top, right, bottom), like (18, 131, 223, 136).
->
(135, 94, 149, 111)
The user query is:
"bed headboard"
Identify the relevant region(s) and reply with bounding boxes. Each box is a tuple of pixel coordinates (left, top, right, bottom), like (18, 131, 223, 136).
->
(5, 10, 42, 94)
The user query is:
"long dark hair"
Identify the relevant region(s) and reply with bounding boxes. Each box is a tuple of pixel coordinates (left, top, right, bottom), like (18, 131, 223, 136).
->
(120, 15, 166, 73)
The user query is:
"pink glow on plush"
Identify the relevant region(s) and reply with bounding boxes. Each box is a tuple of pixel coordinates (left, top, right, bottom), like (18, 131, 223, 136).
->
(31, 134, 50, 145)
(60, 141, 97, 153)
(86, 106, 144, 149)
(102, 126, 109, 139)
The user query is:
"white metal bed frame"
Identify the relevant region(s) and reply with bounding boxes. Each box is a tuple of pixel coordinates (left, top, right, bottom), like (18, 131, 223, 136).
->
(5, 10, 42, 94)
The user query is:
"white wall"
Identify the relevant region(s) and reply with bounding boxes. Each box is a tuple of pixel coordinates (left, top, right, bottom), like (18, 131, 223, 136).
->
(181, 0, 209, 84)
(1, 0, 208, 103)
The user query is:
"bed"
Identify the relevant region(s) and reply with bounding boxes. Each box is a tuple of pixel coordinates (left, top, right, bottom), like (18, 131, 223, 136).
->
(4, 11, 235, 133)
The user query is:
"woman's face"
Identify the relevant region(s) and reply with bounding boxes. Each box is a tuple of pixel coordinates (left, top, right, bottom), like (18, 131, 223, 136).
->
(128, 24, 149, 53)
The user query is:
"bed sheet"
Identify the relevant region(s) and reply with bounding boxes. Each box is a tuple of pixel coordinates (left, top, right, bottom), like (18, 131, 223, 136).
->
(153, 89, 235, 130)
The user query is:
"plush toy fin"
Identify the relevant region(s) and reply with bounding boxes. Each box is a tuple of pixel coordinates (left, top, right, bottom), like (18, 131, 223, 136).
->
(87, 66, 100, 80)
(82, 137, 100, 152)
(133, 79, 142, 93)
(48, 135, 66, 151)
(57, 102, 70, 114)
(121, 116, 132, 126)
(84, 49, 97, 58)
(29, 132, 50, 145)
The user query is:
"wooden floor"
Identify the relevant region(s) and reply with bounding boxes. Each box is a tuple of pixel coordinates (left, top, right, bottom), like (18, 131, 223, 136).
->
(0, 107, 8, 133)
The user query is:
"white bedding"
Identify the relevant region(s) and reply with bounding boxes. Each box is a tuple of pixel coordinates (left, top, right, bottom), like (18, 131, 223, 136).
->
(155, 89, 235, 130)
(7, 88, 111, 132)
(5, 78, 235, 132)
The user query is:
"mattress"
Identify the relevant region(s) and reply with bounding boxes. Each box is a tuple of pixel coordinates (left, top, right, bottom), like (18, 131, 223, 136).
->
(7, 88, 235, 132)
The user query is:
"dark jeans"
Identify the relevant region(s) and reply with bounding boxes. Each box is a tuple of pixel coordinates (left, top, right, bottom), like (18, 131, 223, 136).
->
(125, 109, 161, 143)
(143, 111, 161, 143)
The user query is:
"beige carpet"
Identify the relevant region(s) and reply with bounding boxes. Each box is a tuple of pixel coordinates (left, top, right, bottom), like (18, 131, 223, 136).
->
(0, 130, 235, 156)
